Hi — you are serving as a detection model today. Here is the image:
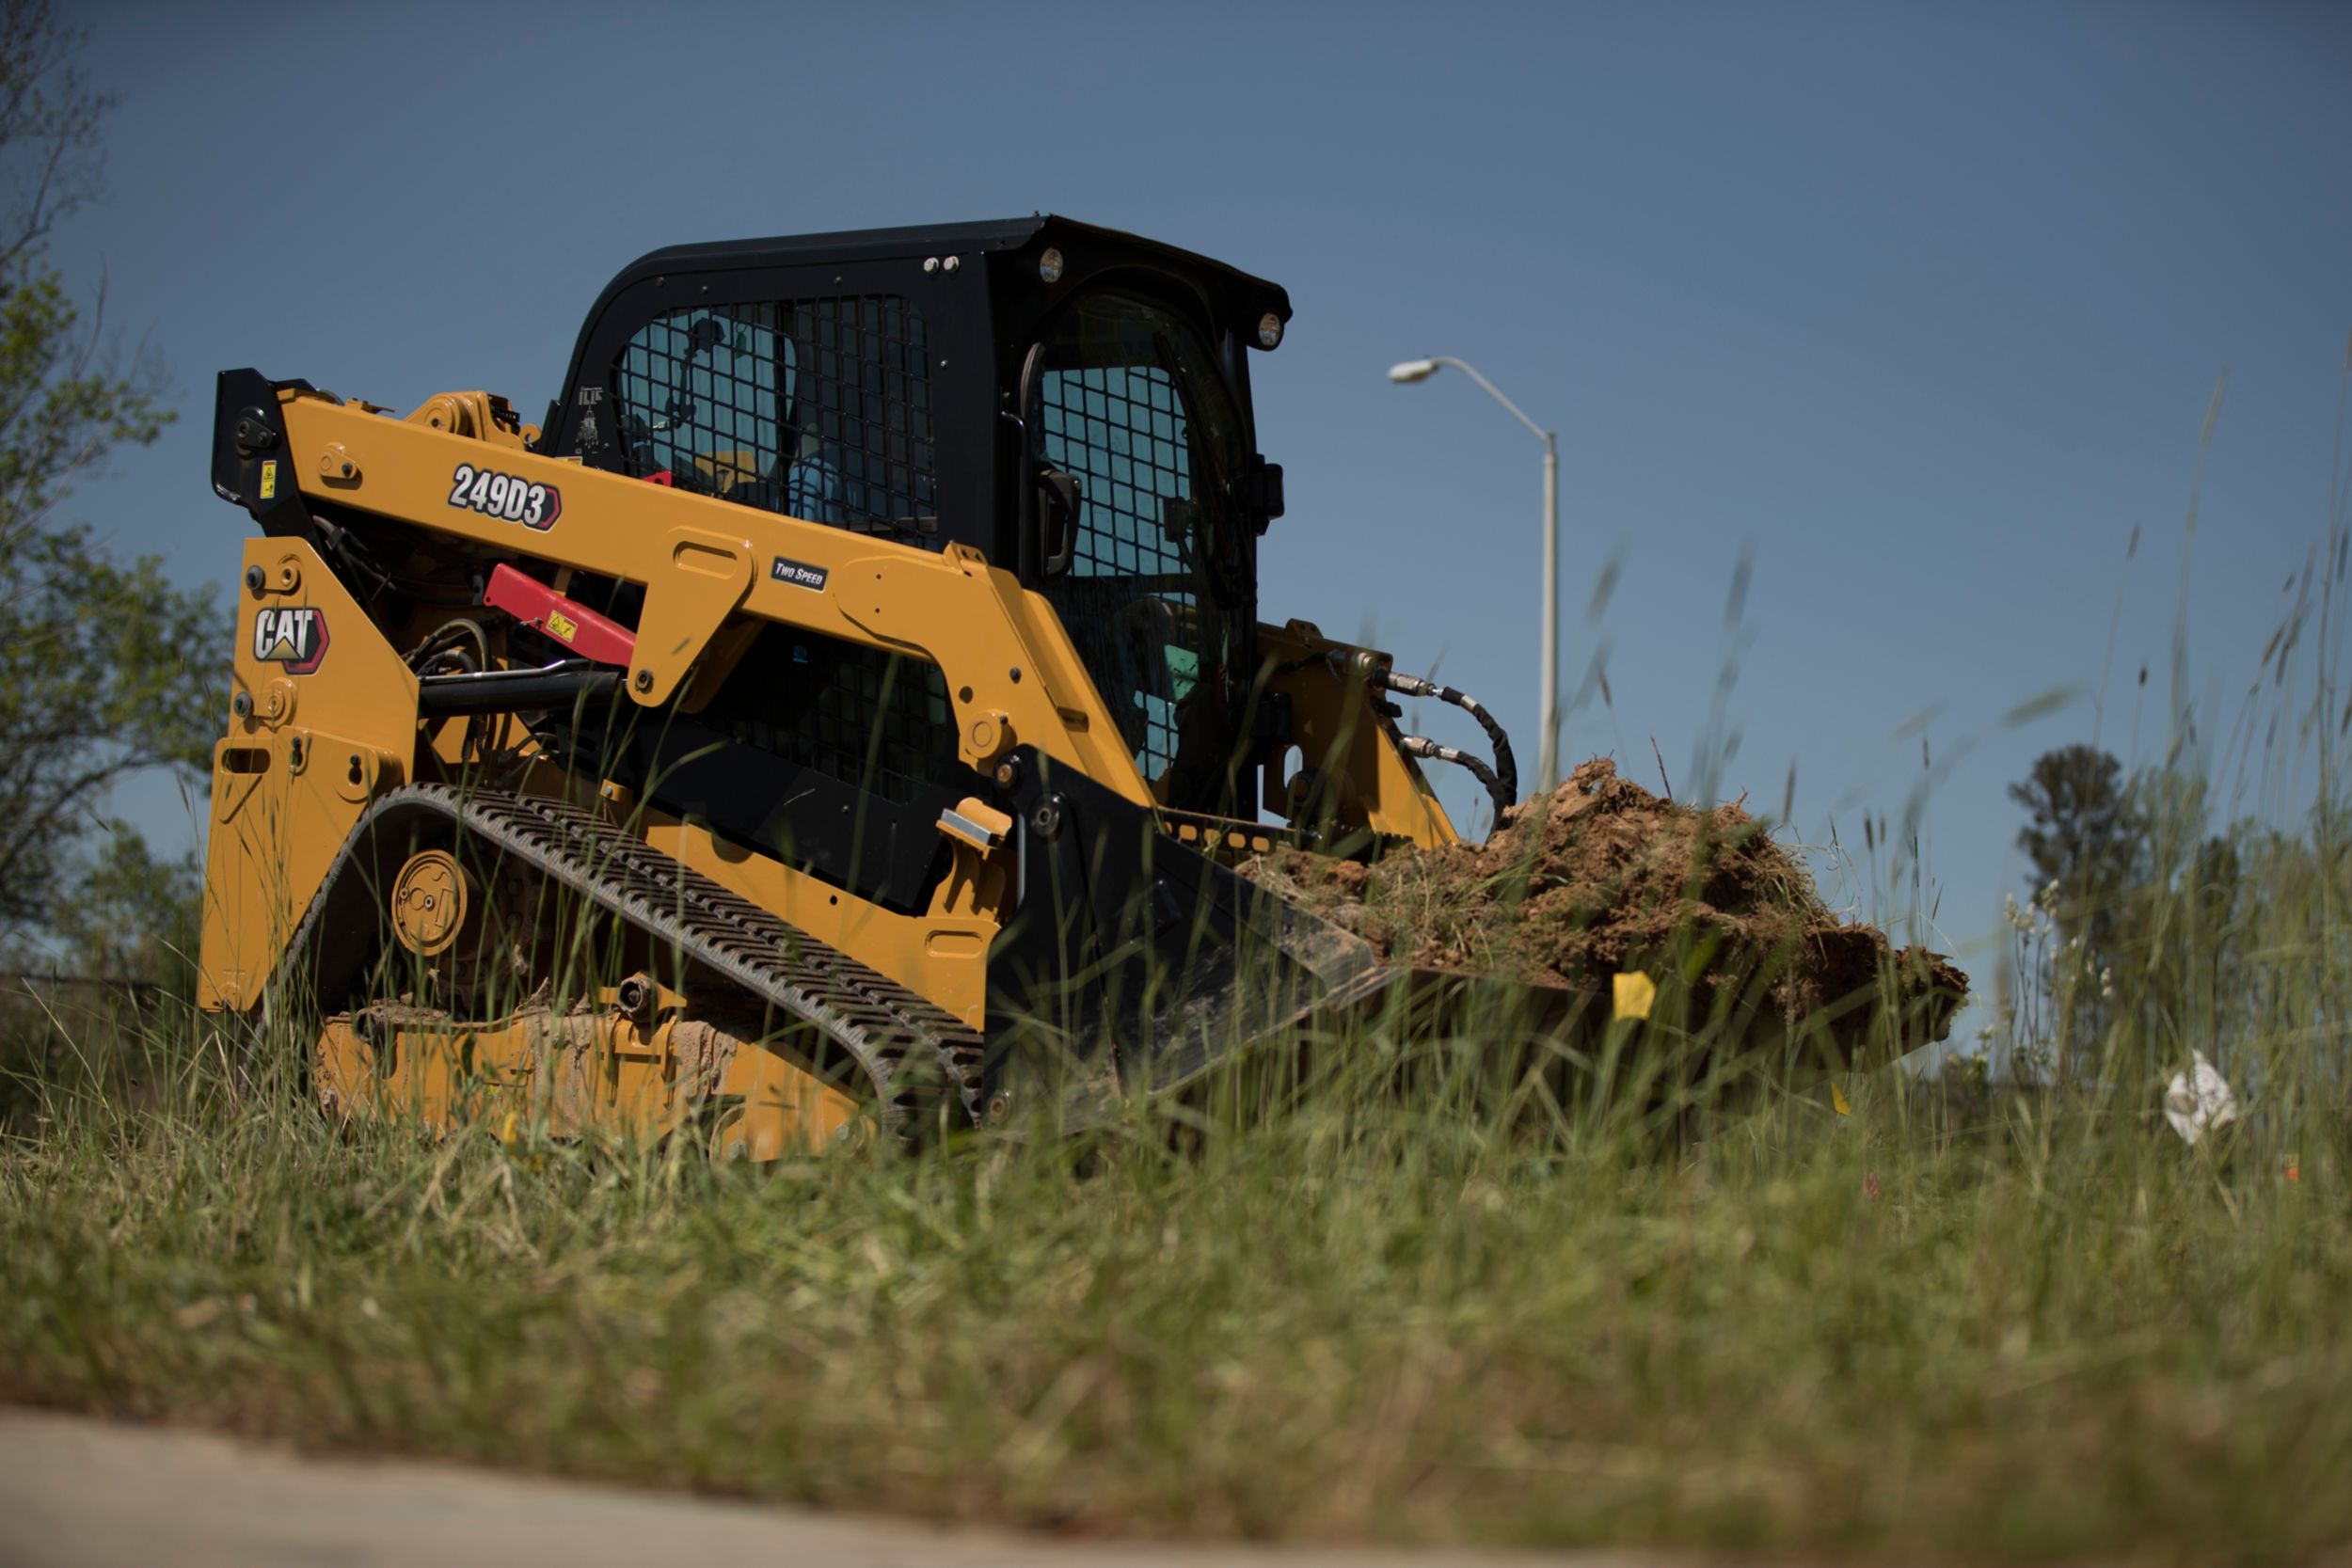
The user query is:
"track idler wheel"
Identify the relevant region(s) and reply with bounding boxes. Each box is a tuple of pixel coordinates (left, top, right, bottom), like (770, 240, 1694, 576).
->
(389, 848, 472, 957)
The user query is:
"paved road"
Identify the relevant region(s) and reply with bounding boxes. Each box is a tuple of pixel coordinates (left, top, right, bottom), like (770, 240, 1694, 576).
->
(0, 1408, 1665, 1568)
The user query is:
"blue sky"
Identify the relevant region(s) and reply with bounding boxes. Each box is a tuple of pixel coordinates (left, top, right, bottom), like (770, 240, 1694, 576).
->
(56, 0, 2352, 1008)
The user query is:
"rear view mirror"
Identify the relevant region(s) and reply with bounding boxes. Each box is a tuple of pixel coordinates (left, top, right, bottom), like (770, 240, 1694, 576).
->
(1038, 467, 1082, 578)
(1234, 458, 1283, 535)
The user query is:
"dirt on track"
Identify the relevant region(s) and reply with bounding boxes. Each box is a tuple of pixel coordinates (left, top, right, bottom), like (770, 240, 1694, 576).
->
(1246, 758, 1967, 1054)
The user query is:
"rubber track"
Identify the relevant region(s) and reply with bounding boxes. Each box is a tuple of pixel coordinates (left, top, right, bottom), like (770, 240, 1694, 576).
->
(337, 784, 986, 1128)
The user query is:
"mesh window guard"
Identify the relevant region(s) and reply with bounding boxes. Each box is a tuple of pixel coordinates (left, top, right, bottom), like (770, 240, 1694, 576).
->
(1037, 362, 1198, 777)
(1029, 289, 1257, 812)
(613, 295, 939, 549)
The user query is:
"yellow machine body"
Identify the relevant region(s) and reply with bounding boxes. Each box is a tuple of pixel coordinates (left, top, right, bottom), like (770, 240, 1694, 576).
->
(198, 218, 1486, 1154)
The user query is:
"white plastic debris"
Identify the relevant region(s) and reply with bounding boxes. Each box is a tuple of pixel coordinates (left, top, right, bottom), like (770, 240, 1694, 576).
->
(2164, 1051, 2238, 1147)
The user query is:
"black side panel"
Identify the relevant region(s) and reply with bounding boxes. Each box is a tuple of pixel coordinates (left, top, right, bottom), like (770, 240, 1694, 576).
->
(568, 708, 968, 915)
(555, 618, 980, 912)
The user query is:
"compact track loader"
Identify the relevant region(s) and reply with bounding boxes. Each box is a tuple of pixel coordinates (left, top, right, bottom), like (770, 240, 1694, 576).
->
(199, 214, 1557, 1157)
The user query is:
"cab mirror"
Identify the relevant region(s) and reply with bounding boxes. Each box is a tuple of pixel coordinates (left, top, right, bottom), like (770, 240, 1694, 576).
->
(1234, 458, 1283, 534)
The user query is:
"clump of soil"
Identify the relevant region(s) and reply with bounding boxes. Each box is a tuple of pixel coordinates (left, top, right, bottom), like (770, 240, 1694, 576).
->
(1244, 758, 1967, 1053)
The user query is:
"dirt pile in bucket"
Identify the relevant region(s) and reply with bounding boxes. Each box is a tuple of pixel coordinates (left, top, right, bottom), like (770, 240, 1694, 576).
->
(1242, 758, 1967, 1053)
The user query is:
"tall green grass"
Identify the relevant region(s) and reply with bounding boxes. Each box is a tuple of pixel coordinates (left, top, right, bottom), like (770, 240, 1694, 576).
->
(3, 942, 2347, 1560)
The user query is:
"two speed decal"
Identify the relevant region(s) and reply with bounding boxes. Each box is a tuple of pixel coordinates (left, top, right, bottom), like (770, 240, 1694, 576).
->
(770, 556, 830, 591)
(447, 463, 563, 531)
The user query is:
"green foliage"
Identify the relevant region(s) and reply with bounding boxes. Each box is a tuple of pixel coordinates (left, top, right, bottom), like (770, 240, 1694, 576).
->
(0, 530, 223, 927)
(0, 268, 166, 537)
(2005, 740, 2346, 1094)
(2009, 742, 2145, 958)
(0, 0, 225, 950)
(44, 825, 200, 991)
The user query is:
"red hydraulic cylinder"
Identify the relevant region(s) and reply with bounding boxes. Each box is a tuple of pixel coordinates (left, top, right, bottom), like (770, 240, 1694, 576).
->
(483, 562, 637, 666)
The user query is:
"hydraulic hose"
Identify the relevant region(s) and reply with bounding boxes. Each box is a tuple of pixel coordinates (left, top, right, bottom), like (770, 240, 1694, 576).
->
(1376, 670, 1519, 807)
(418, 660, 621, 716)
(1397, 736, 1512, 825)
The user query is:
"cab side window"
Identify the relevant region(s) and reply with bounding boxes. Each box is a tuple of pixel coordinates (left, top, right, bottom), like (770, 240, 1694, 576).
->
(615, 305, 785, 494)
(612, 295, 939, 549)
(1030, 291, 1254, 802)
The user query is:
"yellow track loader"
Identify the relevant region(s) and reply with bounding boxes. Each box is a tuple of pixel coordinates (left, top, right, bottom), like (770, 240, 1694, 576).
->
(197, 215, 1601, 1156)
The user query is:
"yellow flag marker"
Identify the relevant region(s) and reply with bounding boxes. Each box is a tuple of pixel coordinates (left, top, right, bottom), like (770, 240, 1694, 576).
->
(1831, 1082, 1852, 1117)
(1613, 972, 1657, 1022)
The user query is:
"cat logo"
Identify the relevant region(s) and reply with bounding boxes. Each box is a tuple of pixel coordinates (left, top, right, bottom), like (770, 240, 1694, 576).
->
(252, 606, 329, 675)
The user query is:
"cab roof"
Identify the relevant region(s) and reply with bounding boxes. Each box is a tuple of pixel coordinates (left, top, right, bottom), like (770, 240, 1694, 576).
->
(588, 214, 1292, 334)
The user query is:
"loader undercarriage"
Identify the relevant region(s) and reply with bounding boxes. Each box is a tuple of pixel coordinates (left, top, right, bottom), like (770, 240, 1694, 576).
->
(319, 999, 865, 1163)
(300, 785, 987, 1149)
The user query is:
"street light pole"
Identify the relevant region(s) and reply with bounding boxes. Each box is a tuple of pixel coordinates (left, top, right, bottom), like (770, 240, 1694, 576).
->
(1388, 356, 1561, 793)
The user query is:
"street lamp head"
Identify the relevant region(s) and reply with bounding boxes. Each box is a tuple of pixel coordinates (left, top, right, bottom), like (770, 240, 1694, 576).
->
(1387, 358, 1440, 385)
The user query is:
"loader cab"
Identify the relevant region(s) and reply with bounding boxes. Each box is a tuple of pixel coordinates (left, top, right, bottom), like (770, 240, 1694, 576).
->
(541, 215, 1290, 816)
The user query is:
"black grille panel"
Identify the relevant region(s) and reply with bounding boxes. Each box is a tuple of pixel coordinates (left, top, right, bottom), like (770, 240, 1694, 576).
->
(704, 626, 959, 807)
(613, 295, 938, 547)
